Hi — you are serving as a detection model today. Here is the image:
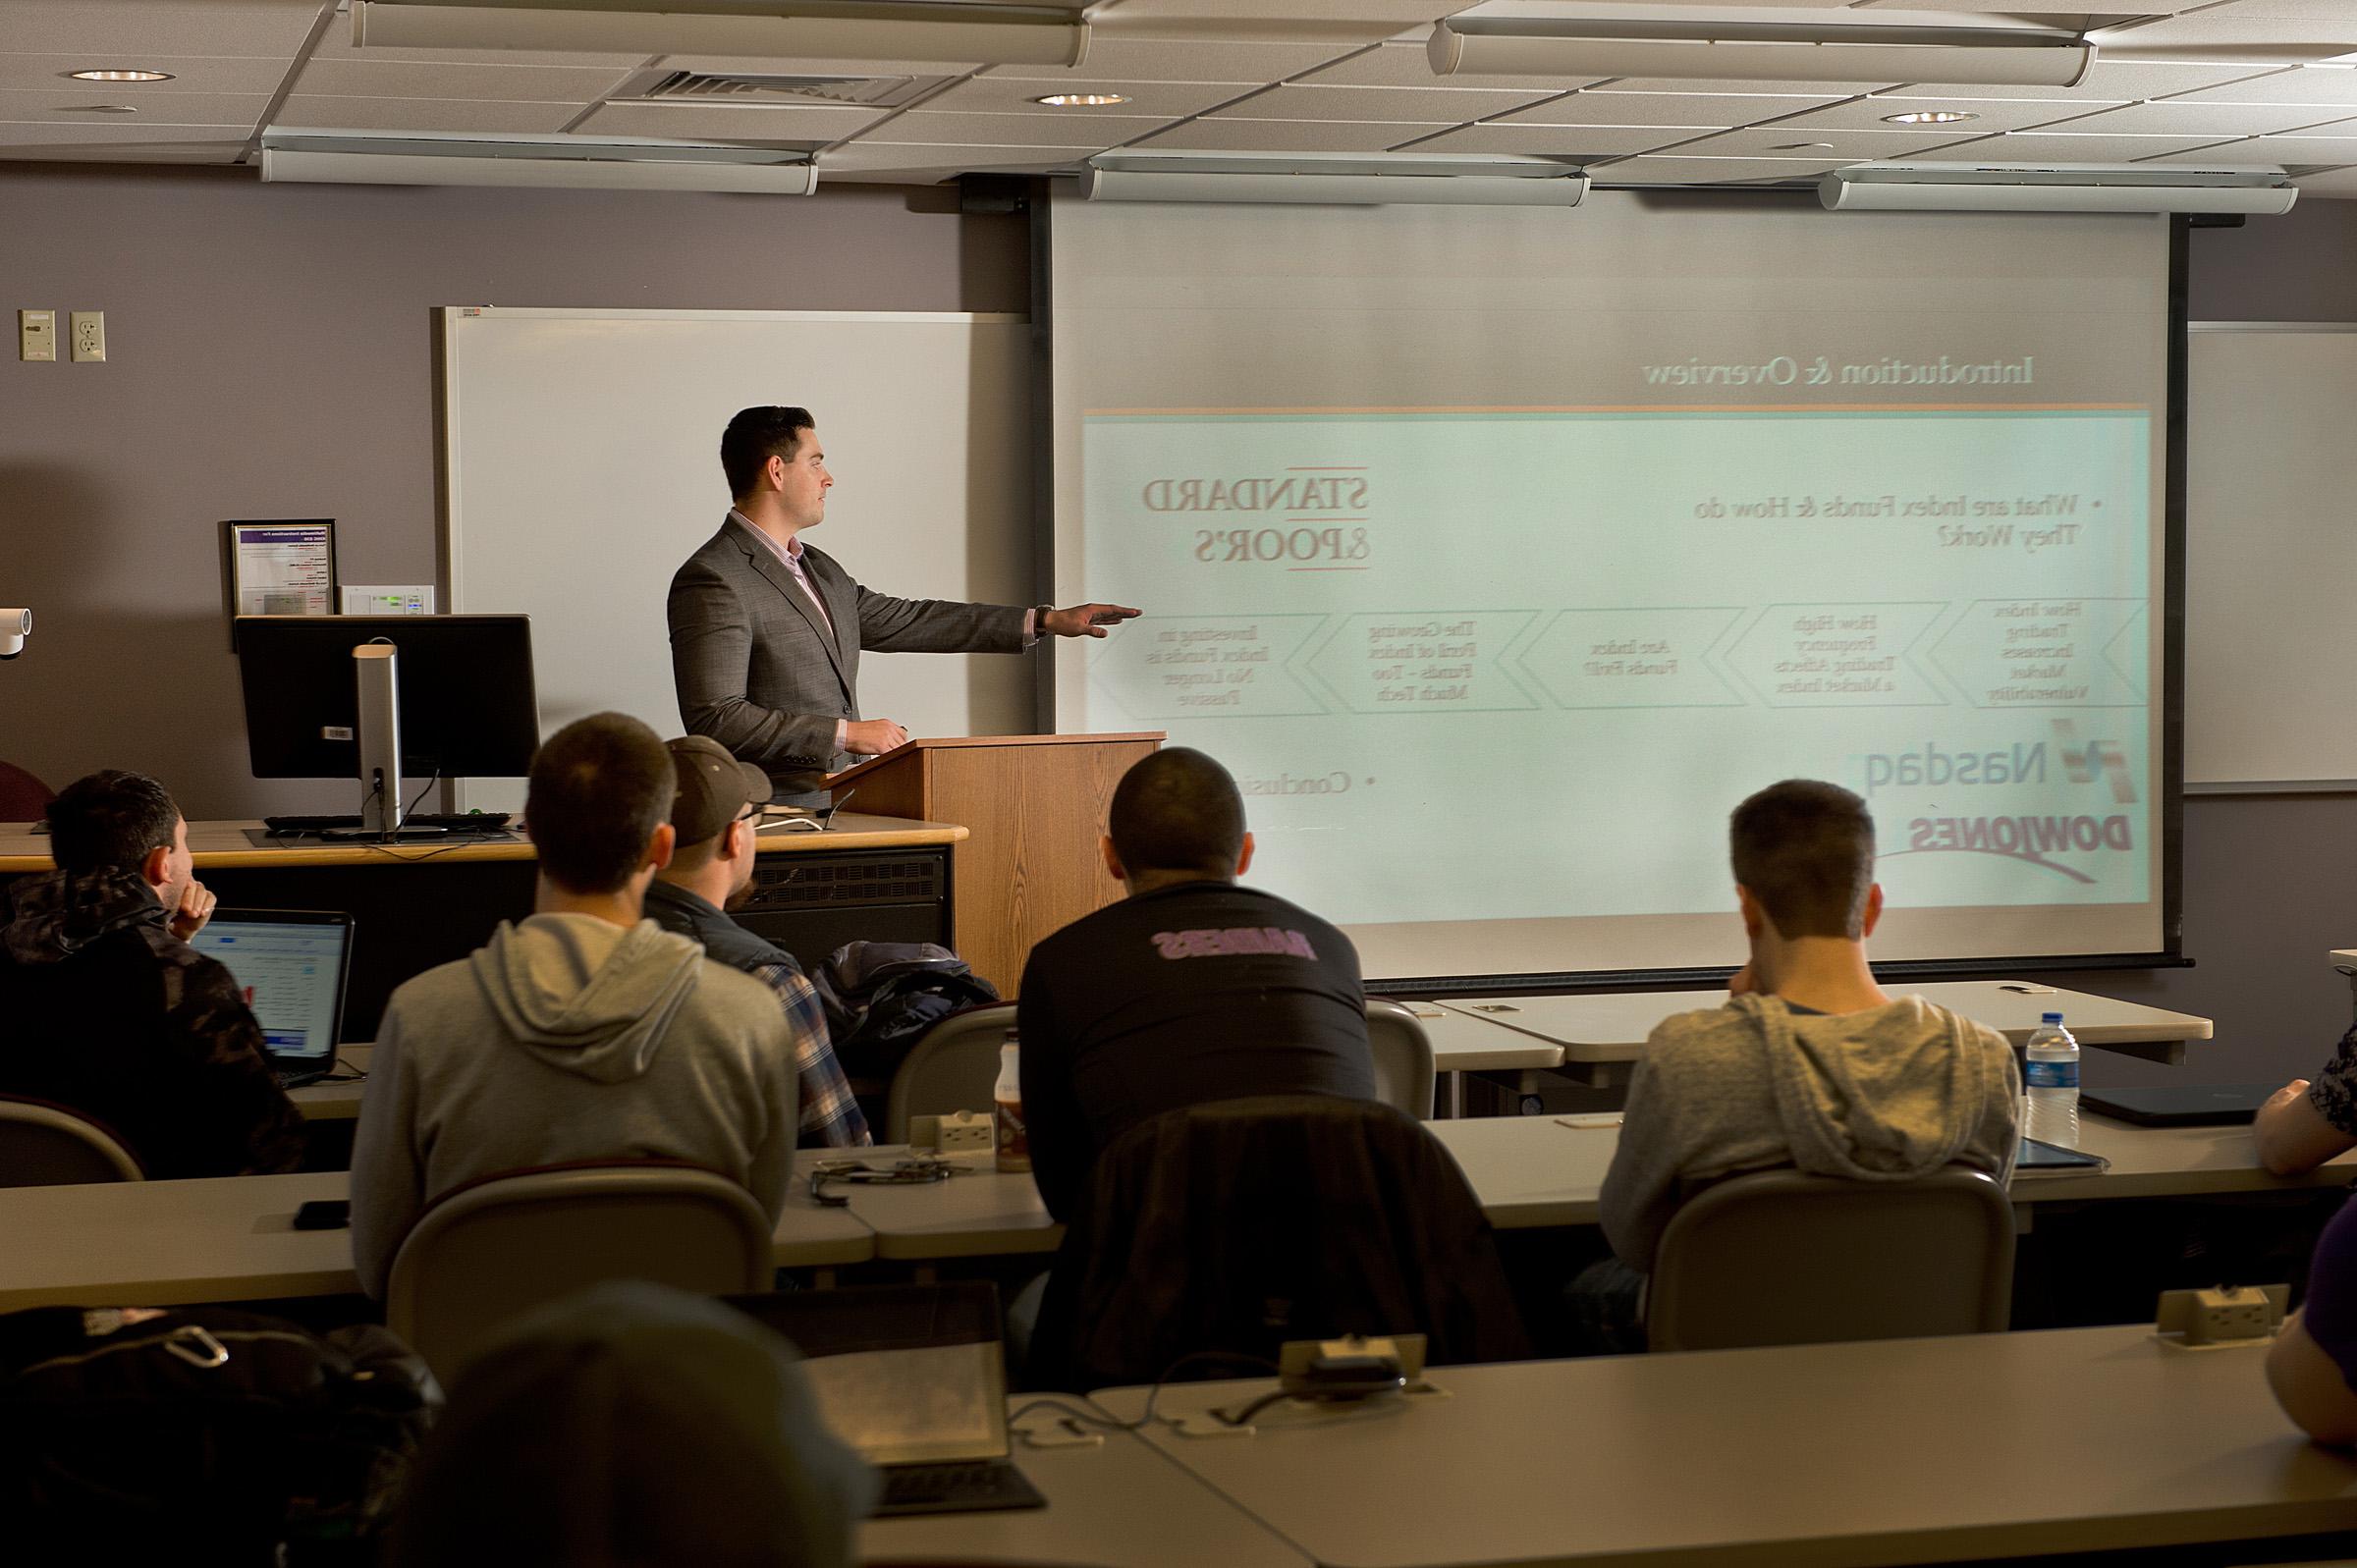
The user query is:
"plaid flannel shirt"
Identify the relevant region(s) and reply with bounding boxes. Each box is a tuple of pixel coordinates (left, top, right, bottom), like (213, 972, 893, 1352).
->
(750, 958, 871, 1149)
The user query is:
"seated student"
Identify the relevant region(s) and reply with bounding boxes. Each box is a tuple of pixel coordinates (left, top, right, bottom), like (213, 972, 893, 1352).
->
(1015, 746, 1377, 1221)
(350, 714, 798, 1298)
(644, 734, 868, 1149)
(387, 1280, 875, 1568)
(2267, 1196, 2357, 1445)
(0, 770, 303, 1177)
(2253, 1045, 2357, 1176)
(1577, 779, 2020, 1349)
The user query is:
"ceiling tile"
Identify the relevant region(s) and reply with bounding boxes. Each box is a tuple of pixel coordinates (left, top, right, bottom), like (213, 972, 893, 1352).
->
(2032, 99, 2357, 135)
(0, 87, 267, 127)
(1092, 0, 1449, 34)
(984, 37, 1356, 83)
(272, 95, 588, 135)
(1496, 89, 1838, 127)
(863, 108, 1167, 147)
(1400, 122, 1705, 156)
(2284, 164, 2357, 196)
(1762, 94, 2111, 134)
(1904, 129, 2250, 160)
(2091, 11, 2357, 49)
(1874, 61, 2271, 102)
(1670, 124, 1987, 157)
(0, 52, 292, 94)
(1132, 116, 1454, 151)
(1590, 77, 1901, 96)
(1593, 154, 1842, 185)
(2, 0, 322, 57)
(818, 139, 1081, 177)
(1209, 82, 1562, 121)
(2164, 65, 2357, 106)
(1852, 0, 2214, 9)
(292, 59, 639, 104)
(918, 75, 1249, 117)
(2230, 0, 2357, 16)
(0, 118, 249, 149)
(2141, 132, 2357, 165)
(575, 101, 889, 143)
(1297, 37, 1601, 92)
(310, 18, 646, 71)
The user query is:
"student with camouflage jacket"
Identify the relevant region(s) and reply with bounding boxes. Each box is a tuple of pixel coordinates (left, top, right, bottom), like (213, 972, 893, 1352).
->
(0, 771, 304, 1177)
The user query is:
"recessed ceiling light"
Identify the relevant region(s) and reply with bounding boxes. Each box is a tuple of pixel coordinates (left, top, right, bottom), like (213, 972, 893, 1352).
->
(1034, 92, 1129, 107)
(1883, 110, 1978, 126)
(1770, 141, 1836, 151)
(76, 105, 141, 114)
(67, 69, 174, 82)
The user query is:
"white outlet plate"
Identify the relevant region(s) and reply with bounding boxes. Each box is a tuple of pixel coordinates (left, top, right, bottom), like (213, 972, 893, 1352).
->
(69, 310, 103, 362)
(341, 585, 437, 615)
(18, 309, 55, 361)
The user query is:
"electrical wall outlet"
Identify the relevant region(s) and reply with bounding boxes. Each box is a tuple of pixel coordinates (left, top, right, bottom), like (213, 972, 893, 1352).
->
(69, 311, 104, 362)
(907, 1109, 994, 1156)
(2156, 1283, 2288, 1345)
(19, 309, 55, 361)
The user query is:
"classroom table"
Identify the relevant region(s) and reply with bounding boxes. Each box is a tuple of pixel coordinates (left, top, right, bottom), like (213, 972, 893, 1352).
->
(1435, 980, 2217, 1087)
(804, 1148, 1062, 1263)
(1091, 1325, 2357, 1568)
(1426, 1111, 2357, 1232)
(1390, 1002, 1566, 1117)
(290, 1045, 371, 1121)
(0, 814, 966, 1042)
(0, 1167, 875, 1312)
(859, 1400, 1312, 1568)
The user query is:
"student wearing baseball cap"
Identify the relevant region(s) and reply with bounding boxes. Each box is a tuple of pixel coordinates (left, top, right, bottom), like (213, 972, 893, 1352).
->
(644, 735, 869, 1148)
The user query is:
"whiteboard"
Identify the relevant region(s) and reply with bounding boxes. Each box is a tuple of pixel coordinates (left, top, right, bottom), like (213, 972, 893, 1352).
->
(2186, 324, 2357, 789)
(443, 307, 1032, 811)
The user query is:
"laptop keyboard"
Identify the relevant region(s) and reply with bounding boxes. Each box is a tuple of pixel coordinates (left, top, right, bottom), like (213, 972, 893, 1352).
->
(874, 1460, 1047, 1518)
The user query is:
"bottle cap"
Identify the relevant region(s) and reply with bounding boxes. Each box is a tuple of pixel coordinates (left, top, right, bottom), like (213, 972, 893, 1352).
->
(2040, 1011, 2063, 1025)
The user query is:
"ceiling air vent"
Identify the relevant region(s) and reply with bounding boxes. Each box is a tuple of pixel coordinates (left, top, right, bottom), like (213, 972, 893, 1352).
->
(622, 69, 940, 108)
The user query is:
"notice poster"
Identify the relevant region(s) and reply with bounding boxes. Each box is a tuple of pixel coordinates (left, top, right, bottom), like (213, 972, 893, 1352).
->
(227, 519, 337, 616)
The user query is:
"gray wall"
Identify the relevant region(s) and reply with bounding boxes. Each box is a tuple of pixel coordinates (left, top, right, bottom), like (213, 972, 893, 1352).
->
(0, 164, 1025, 817)
(2, 166, 2350, 1083)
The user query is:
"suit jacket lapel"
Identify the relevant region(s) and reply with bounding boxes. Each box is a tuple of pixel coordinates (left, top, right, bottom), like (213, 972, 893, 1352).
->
(732, 524, 852, 697)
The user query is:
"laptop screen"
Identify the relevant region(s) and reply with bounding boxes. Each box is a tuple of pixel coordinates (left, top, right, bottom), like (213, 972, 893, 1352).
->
(188, 910, 352, 1065)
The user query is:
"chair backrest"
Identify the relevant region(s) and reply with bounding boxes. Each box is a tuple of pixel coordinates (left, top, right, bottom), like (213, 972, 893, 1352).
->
(1364, 1000, 1436, 1118)
(883, 1001, 1017, 1143)
(1646, 1166, 2015, 1353)
(0, 1097, 144, 1186)
(0, 759, 53, 823)
(386, 1162, 775, 1379)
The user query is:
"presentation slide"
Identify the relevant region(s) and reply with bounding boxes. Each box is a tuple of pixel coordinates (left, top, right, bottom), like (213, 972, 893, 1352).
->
(1051, 194, 2170, 981)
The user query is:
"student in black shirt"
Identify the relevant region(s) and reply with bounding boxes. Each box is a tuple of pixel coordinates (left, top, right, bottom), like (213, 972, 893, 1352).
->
(1015, 747, 1376, 1220)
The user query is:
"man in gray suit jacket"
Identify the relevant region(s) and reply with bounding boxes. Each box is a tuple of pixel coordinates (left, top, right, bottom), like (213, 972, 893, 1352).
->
(669, 406, 1137, 804)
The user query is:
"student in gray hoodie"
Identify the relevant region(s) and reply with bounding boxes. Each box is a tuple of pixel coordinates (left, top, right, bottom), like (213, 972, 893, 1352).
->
(1577, 780, 2020, 1350)
(351, 714, 797, 1299)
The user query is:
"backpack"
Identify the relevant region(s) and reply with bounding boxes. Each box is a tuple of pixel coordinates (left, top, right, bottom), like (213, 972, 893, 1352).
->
(0, 1304, 441, 1564)
(815, 941, 1001, 1083)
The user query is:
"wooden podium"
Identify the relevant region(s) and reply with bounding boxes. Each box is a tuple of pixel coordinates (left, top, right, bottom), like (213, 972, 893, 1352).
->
(828, 732, 1164, 995)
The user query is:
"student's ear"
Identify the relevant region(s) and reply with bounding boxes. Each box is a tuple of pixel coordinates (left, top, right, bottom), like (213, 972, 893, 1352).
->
(1860, 882, 1885, 939)
(1234, 832, 1255, 878)
(765, 453, 790, 493)
(646, 821, 676, 874)
(1099, 834, 1127, 884)
(728, 816, 755, 863)
(140, 842, 173, 892)
(1735, 885, 1767, 942)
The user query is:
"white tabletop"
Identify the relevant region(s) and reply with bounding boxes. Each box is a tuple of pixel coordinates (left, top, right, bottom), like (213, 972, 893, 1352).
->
(0, 1165, 875, 1311)
(1438, 980, 2212, 1064)
(1392, 1002, 1565, 1074)
(1429, 1111, 2357, 1232)
(797, 1146, 1061, 1262)
(290, 1044, 372, 1121)
(859, 1400, 1311, 1567)
(1094, 1325, 2357, 1568)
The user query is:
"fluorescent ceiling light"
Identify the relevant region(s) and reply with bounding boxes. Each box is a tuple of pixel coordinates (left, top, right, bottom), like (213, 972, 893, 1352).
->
(1430, 5, 2091, 88)
(68, 69, 174, 82)
(1821, 162, 2296, 215)
(1082, 151, 1588, 207)
(259, 131, 818, 193)
(352, 0, 1089, 68)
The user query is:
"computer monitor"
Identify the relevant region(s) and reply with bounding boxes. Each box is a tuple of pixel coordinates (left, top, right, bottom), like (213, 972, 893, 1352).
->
(234, 614, 539, 781)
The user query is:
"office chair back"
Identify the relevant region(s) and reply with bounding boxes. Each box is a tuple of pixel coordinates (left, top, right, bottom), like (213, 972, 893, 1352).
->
(385, 1162, 774, 1379)
(1365, 1000, 1437, 1118)
(883, 1001, 1017, 1143)
(0, 759, 53, 823)
(0, 1097, 144, 1185)
(1646, 1165, 2014, 1353)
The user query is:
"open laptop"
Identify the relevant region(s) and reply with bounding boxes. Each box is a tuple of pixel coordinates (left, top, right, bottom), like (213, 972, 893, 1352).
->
(186, 908, 354, 1089)
(727, 1281, 1047, 1518)
(2082, 1084, 2279, 1128)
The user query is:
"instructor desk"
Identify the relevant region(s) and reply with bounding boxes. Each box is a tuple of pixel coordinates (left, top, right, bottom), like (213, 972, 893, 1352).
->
(0, 815, 964, 1042)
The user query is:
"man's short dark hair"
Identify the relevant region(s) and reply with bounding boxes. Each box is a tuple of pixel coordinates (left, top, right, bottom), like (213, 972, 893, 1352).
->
(1729, 779, 1877, 941)
(46, 770, 179, 876)
(1108, 747, 1246, 880)
(720, 406, 815, 501)
(525, 715, 678, 895)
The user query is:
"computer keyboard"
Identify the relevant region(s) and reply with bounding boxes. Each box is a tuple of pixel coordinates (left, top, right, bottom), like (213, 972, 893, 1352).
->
(873, 1459, 1046, 1517)
(263, 812, 513, 837)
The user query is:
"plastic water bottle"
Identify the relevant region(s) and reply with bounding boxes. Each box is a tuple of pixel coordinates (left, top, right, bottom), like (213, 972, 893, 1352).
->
(2022, 1012, 2080, 1147)
(993, 1034, 1030, 1173)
